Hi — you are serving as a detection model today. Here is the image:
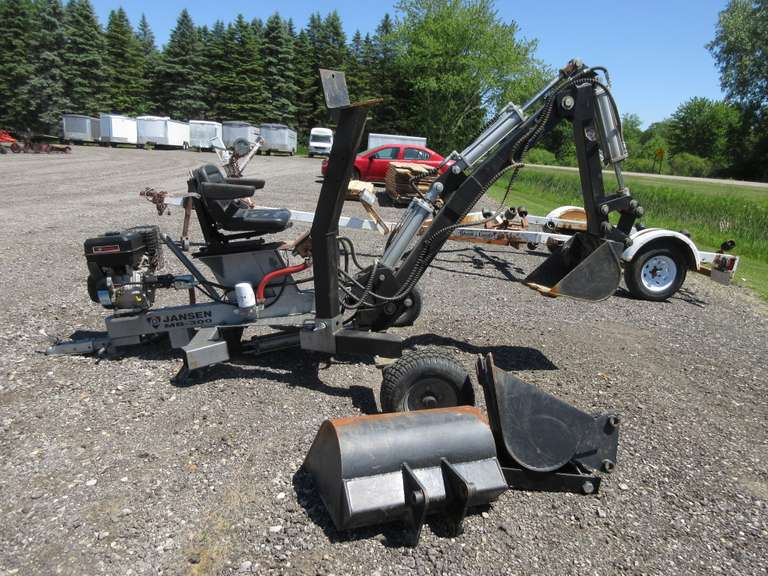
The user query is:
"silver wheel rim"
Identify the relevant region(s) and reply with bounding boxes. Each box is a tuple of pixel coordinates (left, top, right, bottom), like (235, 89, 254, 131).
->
(640, 255, 677, 293)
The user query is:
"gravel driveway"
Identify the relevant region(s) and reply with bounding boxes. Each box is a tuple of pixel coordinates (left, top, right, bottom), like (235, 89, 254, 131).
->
(1, 147, 766, 575)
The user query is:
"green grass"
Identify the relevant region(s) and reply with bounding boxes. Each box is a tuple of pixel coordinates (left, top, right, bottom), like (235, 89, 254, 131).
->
(487, 166, 768, 300)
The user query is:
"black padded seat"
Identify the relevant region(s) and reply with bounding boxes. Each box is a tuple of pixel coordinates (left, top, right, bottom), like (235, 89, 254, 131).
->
(224, 207, 292, 232)
(191, 164, 291, 237)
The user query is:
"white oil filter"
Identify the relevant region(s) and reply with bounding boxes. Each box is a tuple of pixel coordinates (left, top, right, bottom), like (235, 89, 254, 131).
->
(235, 282, 256, 308)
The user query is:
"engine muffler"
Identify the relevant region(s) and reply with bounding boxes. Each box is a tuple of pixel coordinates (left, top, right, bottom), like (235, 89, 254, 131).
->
(525, 232, 623, 301)
(477, 353, 620, 494)
(302, 406, 508, 545)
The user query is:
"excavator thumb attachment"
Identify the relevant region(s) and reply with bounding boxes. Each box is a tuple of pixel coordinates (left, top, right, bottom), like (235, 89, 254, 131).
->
(477, 353, 620, 494)
(302, 406, 508, 545)
(525, 232, 623, 301)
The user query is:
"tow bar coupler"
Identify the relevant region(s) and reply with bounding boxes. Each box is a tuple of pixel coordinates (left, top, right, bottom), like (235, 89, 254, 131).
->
(303, 406, 507, 545)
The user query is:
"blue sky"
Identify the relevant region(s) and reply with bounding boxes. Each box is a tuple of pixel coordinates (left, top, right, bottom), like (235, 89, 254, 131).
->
(92, 0, 728, 126)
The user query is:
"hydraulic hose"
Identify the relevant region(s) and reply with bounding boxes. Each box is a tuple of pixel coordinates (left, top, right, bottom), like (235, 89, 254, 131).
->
(256, 261, 311, 303)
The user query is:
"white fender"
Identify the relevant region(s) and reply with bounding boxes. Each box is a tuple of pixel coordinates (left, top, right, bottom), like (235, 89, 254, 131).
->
(545, 205, 586, 221)
(622, 228, 700, 270)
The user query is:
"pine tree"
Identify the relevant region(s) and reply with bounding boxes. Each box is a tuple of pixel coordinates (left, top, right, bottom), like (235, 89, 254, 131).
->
(62, 0, 108, 116)
(370, 13, 404, 134)
(261, 13, 296, 124)
(0, 0, 35, 129)
(136, 13, 158, 113)
(26, 0, 70, 133)
(217, 15, 265, 123)
(104, 8, 146, 115)
(200, 20, 228, 119)
(293, 29, 316, 136)
(346, 30, 366, 102)
(153, 9, 206, 119)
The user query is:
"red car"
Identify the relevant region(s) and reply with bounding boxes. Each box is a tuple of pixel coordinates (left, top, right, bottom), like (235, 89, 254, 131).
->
(321, 144, 448, 182)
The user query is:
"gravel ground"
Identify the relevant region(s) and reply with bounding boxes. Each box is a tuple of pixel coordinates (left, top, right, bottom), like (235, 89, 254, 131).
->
(1, 147, 766, 576)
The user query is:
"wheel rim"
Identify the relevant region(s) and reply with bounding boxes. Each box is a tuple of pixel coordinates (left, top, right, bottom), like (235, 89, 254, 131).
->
(405, 377, 458, 410)
(640, 255, 677, 293)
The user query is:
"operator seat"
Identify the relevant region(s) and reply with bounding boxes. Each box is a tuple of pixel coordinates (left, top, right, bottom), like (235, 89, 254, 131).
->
(189, 164, 291, 245)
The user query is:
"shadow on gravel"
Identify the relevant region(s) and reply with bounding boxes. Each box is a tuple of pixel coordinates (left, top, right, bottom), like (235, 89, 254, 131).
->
(172, 350, 379, 415)
(403, 333, 557, 372)
(292, 467, 487, 547)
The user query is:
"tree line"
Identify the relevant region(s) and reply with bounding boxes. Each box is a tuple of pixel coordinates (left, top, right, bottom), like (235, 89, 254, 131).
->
(0, 0, 764, 181)
(0, 0, 542, 153)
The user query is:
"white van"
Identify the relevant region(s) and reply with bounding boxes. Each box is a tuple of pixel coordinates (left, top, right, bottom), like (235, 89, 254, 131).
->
(308, 127, 333, 157)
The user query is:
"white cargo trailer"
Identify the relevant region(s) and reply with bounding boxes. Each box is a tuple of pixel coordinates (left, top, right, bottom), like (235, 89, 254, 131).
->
(189, 120, 223, 150)
(100, 114, 138, 146)
(137, 116, 190, 149)
(260, 123, 297, 155)
(62, 114, 100, 143)
(367, 133, 427, 150)
(222, 121, 260, 148)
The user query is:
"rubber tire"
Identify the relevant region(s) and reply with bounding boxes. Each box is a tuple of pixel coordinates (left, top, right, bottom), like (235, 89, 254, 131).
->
(624, 245, 687, 301)
(380, 350, 474, 413)
(10, 142, 21, 153)
(352, 168, 361, 181)
(308, 153, 313, 158)
(390, 286, 423, 327)
(0, 146, 6, 154)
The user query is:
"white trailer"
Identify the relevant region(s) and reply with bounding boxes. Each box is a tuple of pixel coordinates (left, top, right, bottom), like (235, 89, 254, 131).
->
(189, 120, 223, 150)
(308, 127, 333, 157)
(100, 114, 137, 146)
(260, 123, 297, 155)
(367, 133, 427, 150)
(137, 116, 190, 149)
(62, 114, 100, 143)
(222, 121, 260, 148)
(445, 206, 741, 301)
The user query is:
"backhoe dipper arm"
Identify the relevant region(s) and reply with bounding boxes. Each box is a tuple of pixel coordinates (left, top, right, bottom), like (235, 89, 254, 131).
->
(353, 61, 643, 329)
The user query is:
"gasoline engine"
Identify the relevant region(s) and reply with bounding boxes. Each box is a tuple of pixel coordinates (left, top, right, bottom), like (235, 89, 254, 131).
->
(84, 225, 167, 312)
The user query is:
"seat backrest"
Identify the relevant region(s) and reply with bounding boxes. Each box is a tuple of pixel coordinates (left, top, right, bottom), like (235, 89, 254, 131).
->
(192, 164, 236, 227)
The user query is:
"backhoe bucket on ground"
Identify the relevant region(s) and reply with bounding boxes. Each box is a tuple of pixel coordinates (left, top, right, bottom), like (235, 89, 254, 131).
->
(303, 406, 508, 545)
(525, 232, 623, 301)
(477, 353, 620, 494)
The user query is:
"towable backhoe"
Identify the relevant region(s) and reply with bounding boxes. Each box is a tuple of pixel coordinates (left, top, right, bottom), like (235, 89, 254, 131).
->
(48, 62, 634, 540)
(49, 61, 640, 412)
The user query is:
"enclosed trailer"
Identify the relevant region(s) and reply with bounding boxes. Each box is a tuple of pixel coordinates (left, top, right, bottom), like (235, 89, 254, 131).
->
(367, 133, 427, 150)
(260, 123, 297, 155)
(222, 121, 259, 148)
(189, 120, 223, 150)
(100, 114, 137, 146)
(137, 116, 190, 149)
(62, 114, 100, 143)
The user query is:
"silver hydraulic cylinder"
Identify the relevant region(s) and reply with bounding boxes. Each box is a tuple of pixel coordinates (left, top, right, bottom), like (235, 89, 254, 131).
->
(380, 197, 433, 268)
(459, 103, 526, 168)
(594, 86, 628, 164)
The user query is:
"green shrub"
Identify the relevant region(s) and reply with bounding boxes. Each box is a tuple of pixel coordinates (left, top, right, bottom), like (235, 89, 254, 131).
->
(525, 147, 557, 165)
(669, 152, 713, 177)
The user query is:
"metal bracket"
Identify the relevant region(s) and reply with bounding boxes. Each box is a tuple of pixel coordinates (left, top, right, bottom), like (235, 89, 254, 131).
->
(319, 69, 350, 109)
(440, 458, 474, 535)
(402, 463, 428, 546)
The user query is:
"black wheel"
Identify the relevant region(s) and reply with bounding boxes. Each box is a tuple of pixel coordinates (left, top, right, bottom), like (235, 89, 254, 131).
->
(0, 146, 6, 154)
(220, 326, 244, 354)
(624, 244, 687, 301)
(308, 153, 313, 158)
(380, 350, 474, 413)
(266, 149, 271, 156)
(390, 286, 423, 327)
(352, 167, 361, 181)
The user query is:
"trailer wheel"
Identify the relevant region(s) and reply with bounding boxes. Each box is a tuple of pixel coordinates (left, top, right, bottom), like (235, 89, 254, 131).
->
(10, 142, 21, 153)
(625, 244, 687, 301)
(0, 146, 6, 155)
(380, 350, 474, 413)
(390, 286, 422, 328)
